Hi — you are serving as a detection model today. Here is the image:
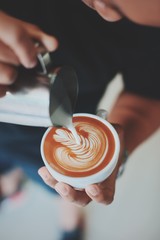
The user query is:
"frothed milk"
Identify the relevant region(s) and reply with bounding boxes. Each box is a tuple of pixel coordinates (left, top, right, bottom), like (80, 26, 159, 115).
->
(67, 124, 80, 145)
(41, 113, 120, 188)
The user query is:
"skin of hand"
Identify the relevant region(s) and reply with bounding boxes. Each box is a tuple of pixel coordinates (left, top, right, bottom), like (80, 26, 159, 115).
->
(82, 0, 160, 27)
(0, 11, 58, 86)
(38, 125, 124, 207)
(38, 131, 124, 207)
(38, 92, 160, 207)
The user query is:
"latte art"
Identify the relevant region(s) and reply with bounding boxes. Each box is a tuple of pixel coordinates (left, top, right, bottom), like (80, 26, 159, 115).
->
(43, 116, 115, 177)
(53, 122, 108, 172)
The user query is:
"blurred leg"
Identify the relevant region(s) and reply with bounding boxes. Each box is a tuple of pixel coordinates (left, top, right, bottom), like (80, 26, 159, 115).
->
(0, 168, 25, 201)
(59, 198, 84, 231)
(0, 123, 85, 239)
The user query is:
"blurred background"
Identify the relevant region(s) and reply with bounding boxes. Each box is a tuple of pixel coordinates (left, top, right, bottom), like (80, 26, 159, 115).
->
(0, 75, 160, 240)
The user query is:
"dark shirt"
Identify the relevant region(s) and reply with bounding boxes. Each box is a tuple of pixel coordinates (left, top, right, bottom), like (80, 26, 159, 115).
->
(0, 0, 160, 178)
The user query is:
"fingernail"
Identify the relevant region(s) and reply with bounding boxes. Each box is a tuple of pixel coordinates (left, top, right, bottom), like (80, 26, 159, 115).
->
(45, 37, 58, 51)
(26, 59, 37, 68)
(55, 184, 68, 196)
(88, 186, 100, 196)
(29, 61, 37, 68)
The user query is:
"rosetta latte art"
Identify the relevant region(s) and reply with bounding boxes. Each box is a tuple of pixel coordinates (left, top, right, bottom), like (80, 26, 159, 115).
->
(53, 122, 108, 172)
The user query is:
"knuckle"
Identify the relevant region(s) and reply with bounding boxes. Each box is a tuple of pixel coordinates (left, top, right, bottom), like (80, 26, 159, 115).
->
(0, 67, 17, 84)
(7, 70, 17, 84)
(11, 26, 26, 45)
(46, 178, 55, 188)
(102, 201, 109, 206)
(79, 203, 87, 207)
(42, 175, 54, 188)
(74, 201, 89, 207)
(71, 197, 91, 207)
(94, 192, 114, 205)
(30, 24, 40, 31)
(46, 181, 54, 189)
(80, 200, 91, 207)
(104, 196, 114, 205)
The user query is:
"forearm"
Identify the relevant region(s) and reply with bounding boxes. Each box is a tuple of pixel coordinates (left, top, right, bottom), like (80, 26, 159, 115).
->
(108, 91, 160, 154)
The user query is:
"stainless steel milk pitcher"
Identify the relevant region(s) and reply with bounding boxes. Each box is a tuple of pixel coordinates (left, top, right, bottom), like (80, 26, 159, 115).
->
(0, 53, 79, 128)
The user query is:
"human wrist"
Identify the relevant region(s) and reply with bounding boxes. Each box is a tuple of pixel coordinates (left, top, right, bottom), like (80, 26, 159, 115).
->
(117, 148, 129, 178)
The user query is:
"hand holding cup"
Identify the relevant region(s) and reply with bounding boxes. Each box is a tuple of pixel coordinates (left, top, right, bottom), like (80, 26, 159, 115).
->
(39, 112, 124, 206)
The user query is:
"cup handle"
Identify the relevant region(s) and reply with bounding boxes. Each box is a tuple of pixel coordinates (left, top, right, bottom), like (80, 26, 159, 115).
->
(96, 109, 108, 120)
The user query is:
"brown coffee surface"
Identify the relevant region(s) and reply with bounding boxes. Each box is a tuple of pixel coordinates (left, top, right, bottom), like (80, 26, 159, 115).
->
(43, 116, 115, 177)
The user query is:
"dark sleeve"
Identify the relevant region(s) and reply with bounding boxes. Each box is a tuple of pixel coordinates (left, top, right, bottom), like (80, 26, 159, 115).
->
(122, 49, 160, 99)
(118, 23, 160, 100)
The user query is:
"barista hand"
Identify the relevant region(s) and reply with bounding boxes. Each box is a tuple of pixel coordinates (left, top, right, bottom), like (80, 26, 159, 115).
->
(38, 125, 124, 207)
(0, 11, 58, 85)
(38, 91, 160, 206)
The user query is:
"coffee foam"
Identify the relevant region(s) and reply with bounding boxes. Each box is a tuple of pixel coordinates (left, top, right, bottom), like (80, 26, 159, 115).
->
(53, 122, 108, 172)
(43, 116, 115, 177)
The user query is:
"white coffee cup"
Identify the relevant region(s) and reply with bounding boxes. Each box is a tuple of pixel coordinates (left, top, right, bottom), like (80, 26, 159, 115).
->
(41, 113, 120, 189)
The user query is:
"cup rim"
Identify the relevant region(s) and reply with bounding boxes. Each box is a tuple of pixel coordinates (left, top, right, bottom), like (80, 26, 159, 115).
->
(40, 113, 120, 187)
